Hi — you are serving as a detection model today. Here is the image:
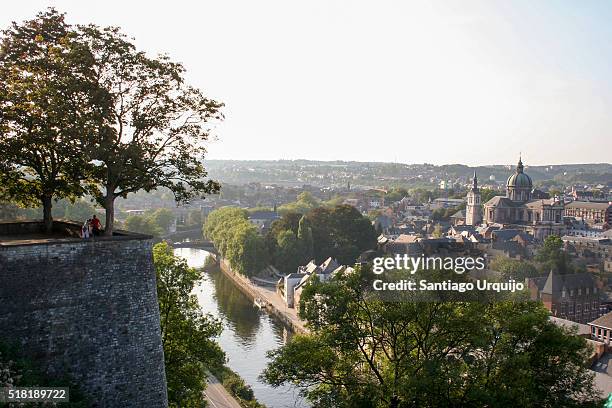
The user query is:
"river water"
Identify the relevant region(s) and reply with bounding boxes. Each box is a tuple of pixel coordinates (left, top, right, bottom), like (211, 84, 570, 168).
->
(174, 248, 308, 408)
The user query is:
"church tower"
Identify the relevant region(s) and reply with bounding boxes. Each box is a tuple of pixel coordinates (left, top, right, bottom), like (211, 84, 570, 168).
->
(466, 171, 482, 226)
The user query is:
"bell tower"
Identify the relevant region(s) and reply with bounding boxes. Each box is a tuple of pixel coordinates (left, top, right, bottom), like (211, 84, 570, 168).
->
(466, 171, 482, 226)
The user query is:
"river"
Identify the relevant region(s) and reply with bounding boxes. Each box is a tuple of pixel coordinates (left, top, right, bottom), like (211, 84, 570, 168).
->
(174, 247, 308, 408)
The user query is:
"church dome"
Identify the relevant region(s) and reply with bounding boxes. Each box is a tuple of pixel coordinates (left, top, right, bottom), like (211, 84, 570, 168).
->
(506, 157, 532, 189)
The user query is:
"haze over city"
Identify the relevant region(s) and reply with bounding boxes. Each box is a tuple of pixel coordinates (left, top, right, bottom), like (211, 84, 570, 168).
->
(3, 0, 612, 165)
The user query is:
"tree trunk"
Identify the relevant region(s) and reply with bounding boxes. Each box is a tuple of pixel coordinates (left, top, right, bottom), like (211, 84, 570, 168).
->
(104, 194, 115, 237)
(42, 194, 53, 234)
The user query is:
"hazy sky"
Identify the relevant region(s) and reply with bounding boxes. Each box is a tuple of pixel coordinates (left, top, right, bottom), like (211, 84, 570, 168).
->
(3, 1, 612, 165)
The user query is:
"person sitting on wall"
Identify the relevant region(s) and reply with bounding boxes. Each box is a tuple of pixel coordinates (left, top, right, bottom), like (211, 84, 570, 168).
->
(91, 215, 102, 236)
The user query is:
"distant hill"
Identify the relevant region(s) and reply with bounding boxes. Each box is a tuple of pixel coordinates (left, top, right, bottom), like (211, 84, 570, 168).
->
(203, 159, 612, 189)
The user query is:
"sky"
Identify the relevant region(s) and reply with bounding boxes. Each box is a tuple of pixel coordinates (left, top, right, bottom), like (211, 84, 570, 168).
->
(3, 1, 612, 166)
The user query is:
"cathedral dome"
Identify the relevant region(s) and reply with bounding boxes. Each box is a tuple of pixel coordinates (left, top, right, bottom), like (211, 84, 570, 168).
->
(506, 157, 532, 189)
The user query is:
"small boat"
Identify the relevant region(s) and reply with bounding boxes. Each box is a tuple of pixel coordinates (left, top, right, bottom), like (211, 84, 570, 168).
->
(254, 297, 268, 309)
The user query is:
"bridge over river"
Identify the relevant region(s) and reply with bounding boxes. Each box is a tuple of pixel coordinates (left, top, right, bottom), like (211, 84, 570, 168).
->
(161, 228, 218, 253)
(171, 239, 217, 253)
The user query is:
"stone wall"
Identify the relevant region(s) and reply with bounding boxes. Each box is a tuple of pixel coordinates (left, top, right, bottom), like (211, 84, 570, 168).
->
(0, 226, 168, 407)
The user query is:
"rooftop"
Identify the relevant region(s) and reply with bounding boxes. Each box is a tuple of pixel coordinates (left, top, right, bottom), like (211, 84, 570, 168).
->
(590, 311, 612, 329)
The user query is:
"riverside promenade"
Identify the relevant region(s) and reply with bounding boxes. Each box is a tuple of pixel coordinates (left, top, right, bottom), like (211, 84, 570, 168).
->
(217, 258, 307, 334)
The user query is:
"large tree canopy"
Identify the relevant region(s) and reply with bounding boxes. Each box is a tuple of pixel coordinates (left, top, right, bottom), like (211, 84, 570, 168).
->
(306, 204, 377, 264)
(0, 10, 221, 235)
(0, 9, 98, 231)
(263, 267, 601, 408)
(78, 25, 222, 235)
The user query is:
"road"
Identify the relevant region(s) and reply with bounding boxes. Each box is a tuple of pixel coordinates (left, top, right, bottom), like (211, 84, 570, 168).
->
(254, 283, 307, 333)
(204, 374, 242, 408)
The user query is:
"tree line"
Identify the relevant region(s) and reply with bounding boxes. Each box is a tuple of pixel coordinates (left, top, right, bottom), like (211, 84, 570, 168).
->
(262, 266, 602, 407)
(204, 204, 377, 276)
(0, 9, 220, 235)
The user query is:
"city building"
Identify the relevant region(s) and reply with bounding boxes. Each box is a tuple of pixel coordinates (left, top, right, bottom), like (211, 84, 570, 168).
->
(465, 171, 482, 226)
(564, 201, 611, 230)
(431, 198, 465, 209)
(562, 235, 612, 273)
(526, 270, 602, 324)
(482, 157, 565, 240)
(589, 311, 612, 345)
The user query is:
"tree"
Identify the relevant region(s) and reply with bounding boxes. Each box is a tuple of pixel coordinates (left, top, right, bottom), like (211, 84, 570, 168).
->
(204, 207, 269, 276)
(490, 257, 538, 281)
(78, 25, 222, 236)
(153, 242, 225, 407)
(306, 205, 376, 264)
(0, 9, 97, 232)
(278, 192, 320, 215)
(275, 230, 303, 274)
(536, 235, 573, 274)
(186, 208, 203, 227)
(269, 211, 302, 238)
(149, 208, 175, 233)
(262, 267, 601, 407)
(124, 214, 163, 236)
(432, 223, 443, 238)
(297, 215, 314, 260)
(480, 188, 501, 205)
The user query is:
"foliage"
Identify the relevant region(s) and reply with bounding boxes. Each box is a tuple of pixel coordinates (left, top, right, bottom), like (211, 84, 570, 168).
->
(432, 203, 465, 221)
(0, 9, 97, 232)
(431, 223, 443, 238)
(278, 192, 320, 215)
(0, 341, 89, 407)
(269, 211, 302, 238)
(274, 230, 304, 274)
(384, 187, 409, 203)
(263, 267, 601, 407)
(210, 366, 266, 408)
(0, 10, 220, 236)
(536, 235, 574, 274)
(490, 257, 539, 281)
(297, 215, 314, 261)
(153, 242, 225, 407)
(186, 208, 203, 227)
(124, 214, 164, 236)
(149, 208, 175, 232)
(78, 24, 222, 235)
(479, 188, 501, 204)
(305, 204, 377, 264)
(204, 207, 268, 276)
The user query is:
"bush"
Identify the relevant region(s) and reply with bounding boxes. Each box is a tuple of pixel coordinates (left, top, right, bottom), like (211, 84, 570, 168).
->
(0, 341, 89, 407)
(210, 366, 265, 408)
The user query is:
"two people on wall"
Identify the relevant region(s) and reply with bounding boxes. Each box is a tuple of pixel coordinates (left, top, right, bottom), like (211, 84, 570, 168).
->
(81, 215, 102, 239)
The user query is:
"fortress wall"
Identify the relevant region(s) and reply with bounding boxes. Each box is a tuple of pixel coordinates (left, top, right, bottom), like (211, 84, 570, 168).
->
(0, 233, 168, 407)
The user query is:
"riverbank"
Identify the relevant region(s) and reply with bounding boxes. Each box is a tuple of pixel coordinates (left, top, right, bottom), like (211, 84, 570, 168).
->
(178, 248, 307, 407)
(215, 257, 307, 335)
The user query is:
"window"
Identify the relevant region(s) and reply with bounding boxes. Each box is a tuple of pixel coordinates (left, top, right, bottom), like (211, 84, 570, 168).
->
(599, 328, 602, 336)
(577, 304, 582, 313)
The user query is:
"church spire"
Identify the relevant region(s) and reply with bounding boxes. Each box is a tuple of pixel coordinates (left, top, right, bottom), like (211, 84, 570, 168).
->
(471, 170, 478, 192)
(517, 155, 524, 174)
